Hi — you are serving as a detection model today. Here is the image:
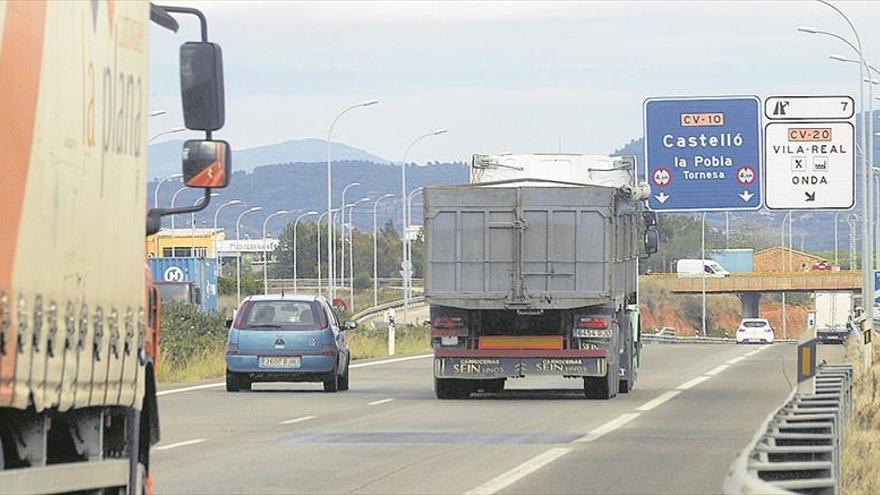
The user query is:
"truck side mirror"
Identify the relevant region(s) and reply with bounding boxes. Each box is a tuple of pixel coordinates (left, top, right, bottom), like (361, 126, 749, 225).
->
(183, 140, 231, 188)
(643, 211, 657, 227)
(644, 227, 659, 255)
(180, 41, 225, 131)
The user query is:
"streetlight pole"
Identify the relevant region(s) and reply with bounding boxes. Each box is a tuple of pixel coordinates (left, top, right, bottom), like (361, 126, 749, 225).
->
(405, 187, 425, 325)
(148, 126, 186, 144)
(347, 197, 371, 312)
(293, 210, 318, 293)
(834, 211, 844, 265)
(213, 200, 243, 276)
(400, 129, 447, 326)
(262, 210, 290, 295)
(339, 182, 361, 299)
(152, 173, 183, 255)
(701, 212, 706, 337)
(169, 186, 190, 257)
(327, 100, 379, 303)
(235, 206, 263, 306)
(801, 4, 872, 367)
(191, 193, 219, 255)
(372, 194, 395, 307)
(317, 209, 337, 297)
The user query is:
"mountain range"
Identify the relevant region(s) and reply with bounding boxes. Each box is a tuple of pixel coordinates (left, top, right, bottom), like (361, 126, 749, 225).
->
(148, 138, 388, 180)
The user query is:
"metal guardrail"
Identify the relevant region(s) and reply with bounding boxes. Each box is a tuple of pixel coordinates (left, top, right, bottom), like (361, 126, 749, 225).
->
(643, 334, 798, 344)
(722, 364, 854, 495)
(352, 296, 427, 323)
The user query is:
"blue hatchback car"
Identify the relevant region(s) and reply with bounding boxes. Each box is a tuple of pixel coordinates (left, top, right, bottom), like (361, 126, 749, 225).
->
(225, 295, 353, 392)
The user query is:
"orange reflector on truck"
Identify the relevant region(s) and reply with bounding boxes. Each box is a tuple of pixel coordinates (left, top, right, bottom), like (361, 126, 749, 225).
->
(478, 335, 563, 350)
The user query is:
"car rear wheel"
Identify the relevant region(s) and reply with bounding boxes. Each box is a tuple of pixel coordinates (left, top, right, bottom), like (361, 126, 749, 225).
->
(338, 361, 350, 391)
(323, 369, 339, 393)
(225, 370, 240, 392)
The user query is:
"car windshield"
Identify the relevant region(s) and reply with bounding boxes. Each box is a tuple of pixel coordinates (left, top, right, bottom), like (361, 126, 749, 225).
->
(240, 300, 329, 331)
(743, 321, 767, 328)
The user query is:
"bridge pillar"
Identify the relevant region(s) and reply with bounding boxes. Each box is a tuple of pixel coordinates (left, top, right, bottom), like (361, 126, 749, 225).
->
(739, 293, 761, 319)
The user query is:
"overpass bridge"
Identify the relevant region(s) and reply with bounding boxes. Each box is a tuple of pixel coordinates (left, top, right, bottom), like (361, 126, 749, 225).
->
(643, 271, 862, 294)
(641, 271, 862, 319)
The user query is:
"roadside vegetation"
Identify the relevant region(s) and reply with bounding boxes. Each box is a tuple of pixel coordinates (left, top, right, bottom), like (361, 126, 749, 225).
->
(156, 302, 430, 385)
(841, 339, 880, 494)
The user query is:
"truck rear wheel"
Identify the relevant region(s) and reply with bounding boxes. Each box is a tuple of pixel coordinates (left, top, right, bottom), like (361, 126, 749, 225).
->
(434, 378, 472, 399)
(619, 377, 633, 394)
(584, 371, 618, 400)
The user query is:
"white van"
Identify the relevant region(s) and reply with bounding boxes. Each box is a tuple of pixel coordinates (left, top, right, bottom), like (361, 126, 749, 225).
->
(676, 259, 730, 278)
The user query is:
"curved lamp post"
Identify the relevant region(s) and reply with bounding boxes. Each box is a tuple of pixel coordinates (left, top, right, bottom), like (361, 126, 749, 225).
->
(262, 210, 290, 295)
(235, 206, 263, 305)
(326, 100, 379, 301)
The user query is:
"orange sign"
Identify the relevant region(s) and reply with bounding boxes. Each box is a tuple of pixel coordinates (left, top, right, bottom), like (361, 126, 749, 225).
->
(788, 128, 832, 142)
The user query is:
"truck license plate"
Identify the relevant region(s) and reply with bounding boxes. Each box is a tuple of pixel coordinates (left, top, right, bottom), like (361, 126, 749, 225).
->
(259, 356, 301, 369)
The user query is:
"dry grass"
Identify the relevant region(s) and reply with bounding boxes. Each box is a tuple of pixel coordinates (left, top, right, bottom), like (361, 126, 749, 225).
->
(841, 339, 880, 495)
(156, 347, 226, 384)
(345, 325, 430, 360)
(156, 325, 430, 384)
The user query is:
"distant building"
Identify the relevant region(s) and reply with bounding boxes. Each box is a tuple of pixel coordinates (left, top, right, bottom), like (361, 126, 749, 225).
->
(146, 228, 225, 258)
(753, 246, 827, 273)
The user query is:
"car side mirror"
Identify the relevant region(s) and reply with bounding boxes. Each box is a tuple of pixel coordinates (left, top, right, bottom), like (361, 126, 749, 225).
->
(183, 139, 231, 188)
(342, 320, 357, 331)
(180, 41, 225, 131)
(644, 227, 659, 255)
(225, 318, 233, 329)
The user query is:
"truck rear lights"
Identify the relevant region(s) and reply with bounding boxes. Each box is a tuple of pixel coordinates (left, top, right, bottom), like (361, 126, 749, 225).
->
(225, 343, 239, 355)
(431, 316, 469, 337)
(577, 316, 609, 329)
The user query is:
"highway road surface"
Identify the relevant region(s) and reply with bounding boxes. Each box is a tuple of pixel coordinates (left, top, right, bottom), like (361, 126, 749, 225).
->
(152, 343, 845, 494)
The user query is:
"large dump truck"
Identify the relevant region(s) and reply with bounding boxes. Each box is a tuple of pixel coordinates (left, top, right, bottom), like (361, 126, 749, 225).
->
(0, 2, 231, 492)
(424, 154, 657, 400)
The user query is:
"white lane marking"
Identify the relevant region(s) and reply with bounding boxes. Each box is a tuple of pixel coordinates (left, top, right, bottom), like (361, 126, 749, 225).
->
(157, 382, 224, 396)
(279, 415, 316, 425)
(635, 391, 681, 412)
(573, 412, 641, 443)
(464, 447, 572, 495)
(368, 398, 395, 406)
(745, 347, 767, 357)
(705, 364, 730, 376)
(350, 353, 432, 369)
(676, 375, 711, 390)
(726, 356, 747, 365)
(158, 354, 433, 396)
(155, 438, 206, 451)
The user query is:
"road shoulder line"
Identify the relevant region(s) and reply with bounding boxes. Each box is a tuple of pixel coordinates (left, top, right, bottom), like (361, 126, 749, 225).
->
(464, 448, 572, 495)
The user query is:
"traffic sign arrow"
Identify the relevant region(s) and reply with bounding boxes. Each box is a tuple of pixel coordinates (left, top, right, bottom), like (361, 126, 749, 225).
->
(805, 191, 816, 202)
(739, 191, 754, 202)
(655, 192, 670, 204)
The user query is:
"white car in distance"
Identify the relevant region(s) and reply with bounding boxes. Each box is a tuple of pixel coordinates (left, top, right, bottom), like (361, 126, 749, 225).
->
(736, 318, 774, 344)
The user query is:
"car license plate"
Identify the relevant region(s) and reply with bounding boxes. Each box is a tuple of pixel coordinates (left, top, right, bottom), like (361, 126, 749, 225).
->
(259, 356, 301, 369)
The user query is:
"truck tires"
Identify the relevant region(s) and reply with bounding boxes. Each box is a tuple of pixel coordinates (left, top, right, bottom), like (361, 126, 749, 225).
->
(619, 376, 633, 394)
(434, 378, 473, 399)
(584, 369, 619, 400)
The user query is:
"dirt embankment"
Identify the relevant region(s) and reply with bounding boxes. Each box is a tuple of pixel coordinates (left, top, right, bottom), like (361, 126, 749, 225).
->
(640, 280, 809, 338)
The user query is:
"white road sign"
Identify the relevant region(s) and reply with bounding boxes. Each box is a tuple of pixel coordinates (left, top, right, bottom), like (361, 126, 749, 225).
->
(765, 95, 854, 121)
(764, 121, 854, 210)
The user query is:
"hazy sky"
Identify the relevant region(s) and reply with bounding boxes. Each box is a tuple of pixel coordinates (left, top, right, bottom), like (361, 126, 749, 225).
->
(149, 1, 880, 164)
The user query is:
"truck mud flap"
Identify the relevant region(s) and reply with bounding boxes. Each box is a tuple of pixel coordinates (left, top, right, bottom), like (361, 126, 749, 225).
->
(435, 357, 607, 379)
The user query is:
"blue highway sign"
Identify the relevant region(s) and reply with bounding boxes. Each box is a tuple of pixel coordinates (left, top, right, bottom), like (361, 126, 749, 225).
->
(644, 96, 762, 212)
